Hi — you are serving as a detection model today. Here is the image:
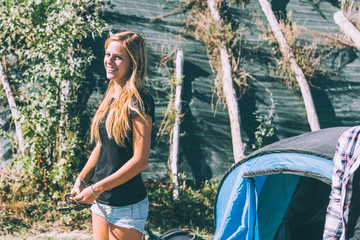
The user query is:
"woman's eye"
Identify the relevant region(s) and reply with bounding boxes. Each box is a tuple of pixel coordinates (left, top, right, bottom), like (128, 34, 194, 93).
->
(104, 54, 122, 60)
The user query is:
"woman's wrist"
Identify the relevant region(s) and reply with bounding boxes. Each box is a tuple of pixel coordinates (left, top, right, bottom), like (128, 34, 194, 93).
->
(90, 185, 100, 198)
(77, 177, 87, 186)
(91, 183, 105, 196)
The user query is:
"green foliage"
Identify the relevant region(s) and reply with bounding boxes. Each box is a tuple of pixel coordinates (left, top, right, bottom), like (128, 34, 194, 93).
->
(0, 0, 108, 201)
(153, 35, 185, 143)
(0, 176, 218, 238)
(0, 167, 92, 235)
(146, 176, 219, 238)
(157, 73, 184, 142)
(253, 110, 275, 149)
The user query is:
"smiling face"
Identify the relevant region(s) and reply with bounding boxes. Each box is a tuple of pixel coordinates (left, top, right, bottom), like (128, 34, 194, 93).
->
(104, 41, 132, 86)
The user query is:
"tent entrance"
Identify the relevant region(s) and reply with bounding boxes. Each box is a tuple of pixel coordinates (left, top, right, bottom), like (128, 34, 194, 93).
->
(256, 174, 330, 240)
(214, 152, 334, 240)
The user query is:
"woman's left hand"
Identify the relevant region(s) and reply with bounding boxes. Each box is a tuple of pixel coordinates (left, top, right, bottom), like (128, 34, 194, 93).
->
(73, 186, 98, 205)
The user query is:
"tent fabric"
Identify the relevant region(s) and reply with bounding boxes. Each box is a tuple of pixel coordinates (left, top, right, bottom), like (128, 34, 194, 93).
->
(242, 153, 335, 185)
(258, 174, 300, 240)
(214, 153, 332, 239)
(214, 127, 351, 240)
(240, 126, 351, 164)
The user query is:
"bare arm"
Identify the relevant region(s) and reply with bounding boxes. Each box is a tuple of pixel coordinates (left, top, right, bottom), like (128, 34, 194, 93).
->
(74, 114, 152, 204)
(71, 142, 102, 195)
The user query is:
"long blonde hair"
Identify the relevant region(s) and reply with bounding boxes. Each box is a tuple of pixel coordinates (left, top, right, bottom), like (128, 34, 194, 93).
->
(90, 31, 148, 146)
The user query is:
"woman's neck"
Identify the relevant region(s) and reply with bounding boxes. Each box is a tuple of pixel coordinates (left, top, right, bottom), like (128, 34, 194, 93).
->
(111, 81, 123, 98)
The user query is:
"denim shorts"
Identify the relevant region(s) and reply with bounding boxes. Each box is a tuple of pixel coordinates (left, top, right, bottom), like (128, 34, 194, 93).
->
(91, 196, 149, 235)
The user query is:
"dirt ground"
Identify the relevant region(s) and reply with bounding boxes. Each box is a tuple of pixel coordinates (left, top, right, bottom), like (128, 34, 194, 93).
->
(0, 230, 93, 240)
(0, 230, 160, 240)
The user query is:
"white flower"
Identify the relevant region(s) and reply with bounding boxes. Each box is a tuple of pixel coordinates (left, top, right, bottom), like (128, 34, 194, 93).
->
(50, 70, 56, 78)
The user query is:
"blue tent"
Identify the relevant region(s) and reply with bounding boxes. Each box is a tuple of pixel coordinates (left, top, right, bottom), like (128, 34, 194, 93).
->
(214, 127, 350, 240)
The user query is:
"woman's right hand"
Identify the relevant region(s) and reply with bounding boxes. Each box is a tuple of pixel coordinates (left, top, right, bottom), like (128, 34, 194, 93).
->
(70, 178, 86, 196)
(69, 143, 100, 197)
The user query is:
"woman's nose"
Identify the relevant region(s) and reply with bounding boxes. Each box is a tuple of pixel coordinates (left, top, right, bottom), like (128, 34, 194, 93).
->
(109, 56, 116, 62)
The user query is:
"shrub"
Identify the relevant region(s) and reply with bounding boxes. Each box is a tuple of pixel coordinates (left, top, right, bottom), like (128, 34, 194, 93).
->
(146, 175, 219, 237)
(0, 173, 218, 238)
(0, 0, 108, 234)
(0, 0, 108, 202)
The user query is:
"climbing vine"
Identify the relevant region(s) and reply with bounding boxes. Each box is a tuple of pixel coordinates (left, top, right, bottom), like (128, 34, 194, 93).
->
(0, 0, 108, 200)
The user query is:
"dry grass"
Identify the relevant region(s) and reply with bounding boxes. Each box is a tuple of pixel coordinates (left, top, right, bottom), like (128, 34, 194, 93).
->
(187, 0, 252, 113)
(150, 33, 184, 143)
(341, 0, 360, 29)
(255, 10, 353, 91)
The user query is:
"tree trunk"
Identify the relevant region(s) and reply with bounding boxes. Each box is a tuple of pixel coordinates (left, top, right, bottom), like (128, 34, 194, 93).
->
(334, 10, 360, 49)
(59, 80, 71, 157)
(259, 0, 321, 131)
(170, 50, 184, 199)
(208, 0, 245, 162)
(0, 59, 25, 153)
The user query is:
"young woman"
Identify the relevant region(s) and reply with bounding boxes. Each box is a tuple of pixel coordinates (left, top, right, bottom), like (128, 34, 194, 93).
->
(70, 31, 154, 240)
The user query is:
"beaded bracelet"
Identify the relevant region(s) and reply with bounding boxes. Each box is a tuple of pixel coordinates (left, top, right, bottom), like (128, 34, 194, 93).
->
(90, 185, 100, 198)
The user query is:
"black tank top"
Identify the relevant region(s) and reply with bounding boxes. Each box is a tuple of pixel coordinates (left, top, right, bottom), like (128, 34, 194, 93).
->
(91, 90, 155, 206)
